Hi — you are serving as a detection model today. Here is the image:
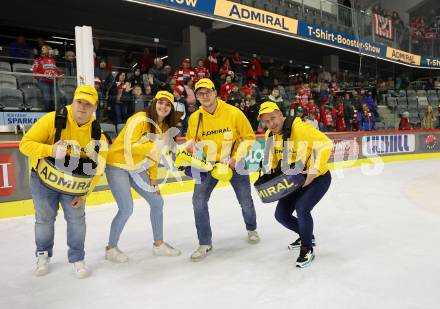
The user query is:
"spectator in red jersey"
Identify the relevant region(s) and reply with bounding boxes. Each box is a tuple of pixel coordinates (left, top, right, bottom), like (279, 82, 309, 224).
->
(220, 75, 234, 101)
(139, 47, 154, 74)
(247, 63, 259, 86)
(204, 48, 220, 77)
(241, 83, 253, 97)
(173, 58, 195, 85)
(305, 99, 320, 123)
(399, 111, 412, 130)
(194, 59, 210, 82)
(321, 104, 335, 132)
(249, 54, 263, 80)
(335, 100, 346, 131)
(219, 57, 232, 81)
(32, 45, 64, 111)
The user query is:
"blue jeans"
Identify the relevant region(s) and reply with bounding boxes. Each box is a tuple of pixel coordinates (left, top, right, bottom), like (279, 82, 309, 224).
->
(113, 103, 127, 124)
(192, 169, 257, 245)
(30, 172, 86, 263)
(106, 165, 164, 247)
(275, 171, 331, 248)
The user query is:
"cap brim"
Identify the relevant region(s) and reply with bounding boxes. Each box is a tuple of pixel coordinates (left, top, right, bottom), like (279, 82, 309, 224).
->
(74, 95, 97, 105)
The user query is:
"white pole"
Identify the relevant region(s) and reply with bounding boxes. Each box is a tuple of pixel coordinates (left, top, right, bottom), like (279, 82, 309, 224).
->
(75, 26, 94, 86)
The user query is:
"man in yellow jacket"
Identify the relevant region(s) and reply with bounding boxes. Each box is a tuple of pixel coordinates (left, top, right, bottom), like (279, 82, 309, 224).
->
(19, 85, 108, 278)
(258, 102, 333, 268)
(185, 78, 259, 261)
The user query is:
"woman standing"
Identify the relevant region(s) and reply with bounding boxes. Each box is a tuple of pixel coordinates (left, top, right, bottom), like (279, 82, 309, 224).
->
(105, 90, 181, 262)
(422, 105, 435, 129)
(109, 72, 129, 124)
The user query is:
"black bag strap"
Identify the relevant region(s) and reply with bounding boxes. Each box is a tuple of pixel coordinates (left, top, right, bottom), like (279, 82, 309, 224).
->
(194, 112, 203, 143)
(54, 106, 68, 143)
(53, 107, 106, 158)
(261, 116, 294, 174)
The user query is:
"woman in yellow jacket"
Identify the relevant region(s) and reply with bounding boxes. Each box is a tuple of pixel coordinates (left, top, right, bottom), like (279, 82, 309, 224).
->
(105, 91, 181, 262)
(258, 102, 333, 268)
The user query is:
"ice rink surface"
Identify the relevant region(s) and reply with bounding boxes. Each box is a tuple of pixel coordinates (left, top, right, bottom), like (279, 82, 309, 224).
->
(1, 159, 440, 309)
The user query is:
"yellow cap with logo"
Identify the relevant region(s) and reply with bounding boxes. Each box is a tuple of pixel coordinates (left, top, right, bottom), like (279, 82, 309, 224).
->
(258, 101, 280, 120)
(73, 85, 98, 105)
(155, 90, 175, 103)
(195, 78, 215, 92)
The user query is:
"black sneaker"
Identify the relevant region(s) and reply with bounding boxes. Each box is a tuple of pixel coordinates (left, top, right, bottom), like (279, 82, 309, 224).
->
(288, 237, 316, 250)
(296, 246, 315, 268)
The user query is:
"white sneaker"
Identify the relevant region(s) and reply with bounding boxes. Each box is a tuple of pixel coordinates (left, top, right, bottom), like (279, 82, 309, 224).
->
(73, 260, 90, 279)
(190, 245, 213, 262)
(105, 247, 129, 263)
(152, 242, 181, 257)
(247, 230, 260, 244)
(33, 251, 50, 277)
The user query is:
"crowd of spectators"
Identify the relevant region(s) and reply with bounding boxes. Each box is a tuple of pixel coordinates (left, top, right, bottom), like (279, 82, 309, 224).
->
(2, 35, 440, 134)
(92, 48, 387, 135)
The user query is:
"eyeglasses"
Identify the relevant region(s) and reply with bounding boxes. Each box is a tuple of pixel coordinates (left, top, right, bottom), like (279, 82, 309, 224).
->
(196, 89, 213, 98)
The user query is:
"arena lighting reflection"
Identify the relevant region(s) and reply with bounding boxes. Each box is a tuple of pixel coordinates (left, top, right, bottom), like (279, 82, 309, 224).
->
(123, 0, 440, 70)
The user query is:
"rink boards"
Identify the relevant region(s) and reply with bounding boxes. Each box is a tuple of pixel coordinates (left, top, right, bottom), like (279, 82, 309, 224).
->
(1, 130, 440, 218)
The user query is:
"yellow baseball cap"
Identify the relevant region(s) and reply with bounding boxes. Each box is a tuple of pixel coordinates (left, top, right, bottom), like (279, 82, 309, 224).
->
(258, 101, 280, 120)
(73, 85, 98, 105)
(195, 78, 215, 92)
(155, 90, 174, 103)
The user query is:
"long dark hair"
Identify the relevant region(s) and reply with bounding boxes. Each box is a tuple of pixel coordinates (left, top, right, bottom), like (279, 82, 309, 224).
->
(145, 98, 177, 133)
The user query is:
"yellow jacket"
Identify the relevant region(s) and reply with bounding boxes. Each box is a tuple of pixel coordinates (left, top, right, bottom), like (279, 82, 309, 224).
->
(186, 99, 255, 163)
(19, 105, 108, 198)
(265, 117, 333, 176)
(106, 112, 168, 179)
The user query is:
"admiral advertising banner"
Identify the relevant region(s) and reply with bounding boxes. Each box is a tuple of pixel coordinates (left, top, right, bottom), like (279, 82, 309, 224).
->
(386, 47, 421, 66)
(297, 21, 386, 58)
(214, 0, 298, 35)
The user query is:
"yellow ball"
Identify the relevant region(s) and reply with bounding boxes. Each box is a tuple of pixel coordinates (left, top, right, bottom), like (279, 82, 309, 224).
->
(211, 163, 233, 181)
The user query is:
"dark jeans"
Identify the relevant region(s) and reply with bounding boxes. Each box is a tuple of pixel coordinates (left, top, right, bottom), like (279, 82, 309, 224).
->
(275, 171, 331, 248)
(113, 102, 127, 124)
(192, 169, 257, 245)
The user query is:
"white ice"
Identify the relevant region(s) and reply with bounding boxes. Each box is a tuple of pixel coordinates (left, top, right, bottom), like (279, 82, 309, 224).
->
(1, 159, 440, 309)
